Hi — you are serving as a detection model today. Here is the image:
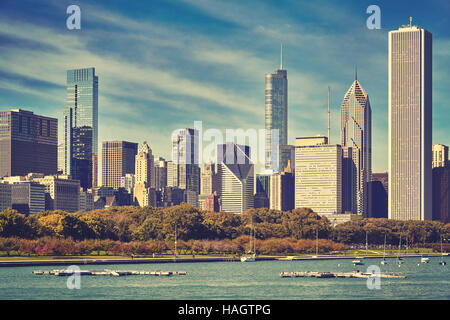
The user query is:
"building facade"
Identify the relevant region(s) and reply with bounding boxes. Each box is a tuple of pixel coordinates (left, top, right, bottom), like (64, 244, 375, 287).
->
(217, 143, 254, 214)
(171, 128, 200, 194)
(64, 68, 98, 189)
(295, 144, 342, 215)
(133, 141, 154, 207)
(432, 144, 448, 168)
(0, 109, 57, 178)
(270, 160, 294, 211)
(340, 74, 372, 217)
(388, 24, 432, 220)
(102, 141, 138, 189)
(265, 50, 288, 172)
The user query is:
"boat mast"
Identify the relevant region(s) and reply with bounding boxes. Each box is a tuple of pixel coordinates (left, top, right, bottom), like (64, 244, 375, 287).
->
(316, 227, 319, 256)
(174, 225, 177, 258)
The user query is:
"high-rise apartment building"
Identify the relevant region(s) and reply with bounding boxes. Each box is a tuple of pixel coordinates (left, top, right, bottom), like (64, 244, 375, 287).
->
(389, 22, 432, 220)
(64, 68, 98, 189)
(295, 143, 342, 215)
(0, 109, 57, 178)
(102, 141, 138, 189)
(432, 144, 448, 168)
(265, 48, 288, 172)
(340, 74, 372, 217)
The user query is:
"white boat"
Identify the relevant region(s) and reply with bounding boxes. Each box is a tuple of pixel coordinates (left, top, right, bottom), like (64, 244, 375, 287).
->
(421, 256, 430, 263)
(352, 259, 364, 266)
(241, 216, 256, 262)
(240, 253, 256, 262)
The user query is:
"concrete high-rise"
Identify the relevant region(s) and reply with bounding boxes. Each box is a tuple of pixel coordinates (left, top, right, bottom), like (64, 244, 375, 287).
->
(340, 73, 372, 217)
(134, 141, 154, 207)
(295, 142, 342, 215)
(388, 22, 432, 220)
(0, 109, 57, 178)
(432, 144, 448, 168)
(102, 141, 138, 189)
(64, 68, 98, 189)
(265, 46, 288, 172)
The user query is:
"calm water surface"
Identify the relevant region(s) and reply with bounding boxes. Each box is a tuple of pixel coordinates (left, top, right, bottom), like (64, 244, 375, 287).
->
(0, 256, 448, 299)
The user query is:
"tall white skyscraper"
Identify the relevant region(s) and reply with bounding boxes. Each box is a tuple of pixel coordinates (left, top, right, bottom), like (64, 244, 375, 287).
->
(340, 73, 372, 217)
(265, 46, 288, 172)
(388, 21, 432, 220)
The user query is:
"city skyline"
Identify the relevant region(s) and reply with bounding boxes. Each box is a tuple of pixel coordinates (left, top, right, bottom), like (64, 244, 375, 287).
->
(1, 1, 449, 177)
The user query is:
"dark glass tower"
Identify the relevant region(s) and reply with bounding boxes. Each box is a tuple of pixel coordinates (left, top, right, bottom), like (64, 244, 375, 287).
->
(64, 68, 98, 189)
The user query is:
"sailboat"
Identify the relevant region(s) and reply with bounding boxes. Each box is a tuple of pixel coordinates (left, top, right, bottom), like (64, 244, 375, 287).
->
(439, 236, 446, 266)
(241, 216, 256, 262)
(353, 232, 366, 266)
(396, 235, 404, 265)
(381, 234, 388, 265)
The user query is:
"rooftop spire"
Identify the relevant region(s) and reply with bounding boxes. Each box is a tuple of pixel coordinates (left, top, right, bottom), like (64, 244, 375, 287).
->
(410, 16, 412, 27)
(280, 43, 283, 70)
(355, 65, 358, 81)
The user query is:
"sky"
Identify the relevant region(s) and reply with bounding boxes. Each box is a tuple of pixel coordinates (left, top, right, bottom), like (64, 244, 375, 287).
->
(0, 0, 449, 176)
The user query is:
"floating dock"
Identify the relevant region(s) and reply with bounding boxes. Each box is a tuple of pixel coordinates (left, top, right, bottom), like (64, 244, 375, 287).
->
(279, 270, 406, 279)
(32, 269, 187, 277)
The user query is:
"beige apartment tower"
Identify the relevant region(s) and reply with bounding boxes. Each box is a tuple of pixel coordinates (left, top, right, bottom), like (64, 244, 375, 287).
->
(388, 22, 432, 220)
(432, 144, 448, 168)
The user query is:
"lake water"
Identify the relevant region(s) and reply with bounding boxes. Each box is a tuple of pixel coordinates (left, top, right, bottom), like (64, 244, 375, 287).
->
(0, 256, 448, 299)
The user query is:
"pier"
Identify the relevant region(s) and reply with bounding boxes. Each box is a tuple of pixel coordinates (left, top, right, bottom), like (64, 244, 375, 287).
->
(279, 270, 406, 279)
(32, 269, 187, 277)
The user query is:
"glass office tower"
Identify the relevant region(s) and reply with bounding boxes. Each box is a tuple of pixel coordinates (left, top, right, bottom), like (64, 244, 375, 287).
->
(64, 68, 98, 189)
(265, 53, 287, 172)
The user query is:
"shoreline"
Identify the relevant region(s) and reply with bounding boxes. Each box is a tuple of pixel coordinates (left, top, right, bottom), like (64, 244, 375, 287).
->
(0, 253, 445, 267)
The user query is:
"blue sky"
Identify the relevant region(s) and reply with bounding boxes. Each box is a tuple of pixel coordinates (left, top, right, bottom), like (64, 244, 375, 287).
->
(0, 0, 449, 175)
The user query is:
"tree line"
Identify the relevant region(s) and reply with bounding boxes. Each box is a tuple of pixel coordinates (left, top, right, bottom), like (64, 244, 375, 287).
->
(0, 204, 449, 245)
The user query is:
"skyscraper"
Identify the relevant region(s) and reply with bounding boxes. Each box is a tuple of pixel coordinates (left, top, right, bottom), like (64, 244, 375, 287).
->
(388, 21, 432, 220)
(0, 109, 57, 178)
(432, 144, 448, 168)
(340, 72, 372, 217)
(265, 46, 288, 172)
(295, 142, 342, 215)
(64, 68, 98, 189)
(217, 143, 254, 214)
(134, 141, 154, 207)
(153, 157, 168, 190)
(102, 141, 138, 189)
(171, 128, 200, 194)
